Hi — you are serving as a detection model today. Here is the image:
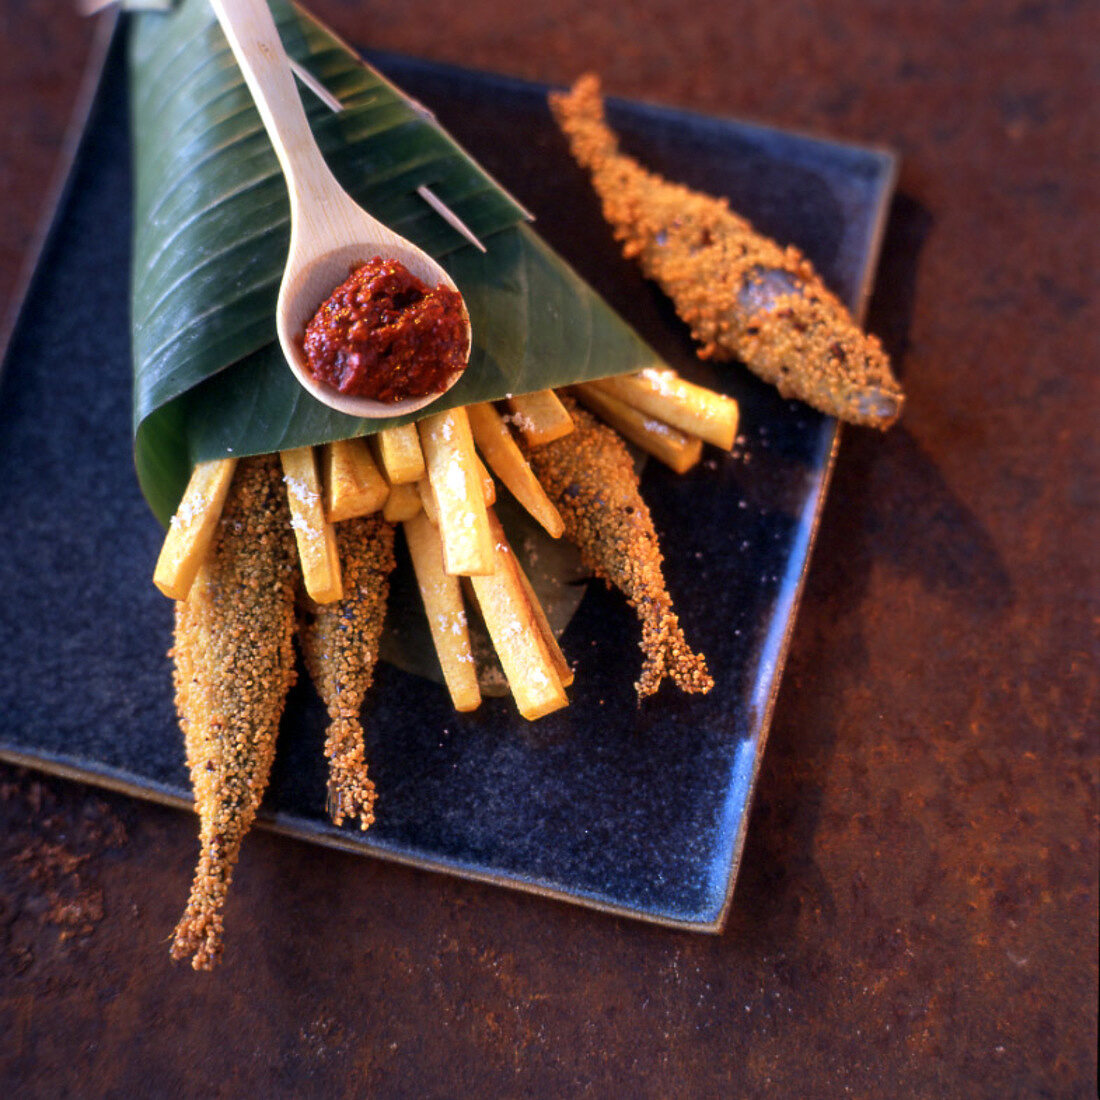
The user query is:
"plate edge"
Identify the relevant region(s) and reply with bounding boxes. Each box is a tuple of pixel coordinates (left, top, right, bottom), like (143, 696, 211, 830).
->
(0, 745, 725, 933)
(709, 148, 900, 933)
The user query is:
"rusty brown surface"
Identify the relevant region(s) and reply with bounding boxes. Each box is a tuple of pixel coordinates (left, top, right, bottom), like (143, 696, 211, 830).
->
(1, 0, 1096, 1096)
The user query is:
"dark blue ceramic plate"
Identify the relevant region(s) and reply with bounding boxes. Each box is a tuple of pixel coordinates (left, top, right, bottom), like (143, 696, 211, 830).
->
(0, 21, 896, 931)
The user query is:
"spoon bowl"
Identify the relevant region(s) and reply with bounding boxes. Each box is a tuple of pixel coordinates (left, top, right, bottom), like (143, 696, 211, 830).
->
(277, 230, 470, 420)
(211, 0, 470, 419)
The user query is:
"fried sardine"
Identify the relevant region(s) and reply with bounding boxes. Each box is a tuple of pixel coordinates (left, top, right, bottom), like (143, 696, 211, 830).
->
(298, 514, 396, 831)
(170, 456, 298, 970)
(549, 74, 903, 429)
(526, 399, 712, 700)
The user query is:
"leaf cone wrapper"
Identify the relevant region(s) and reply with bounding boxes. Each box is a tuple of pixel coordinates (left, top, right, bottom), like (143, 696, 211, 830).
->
(128, 0, 668, 525)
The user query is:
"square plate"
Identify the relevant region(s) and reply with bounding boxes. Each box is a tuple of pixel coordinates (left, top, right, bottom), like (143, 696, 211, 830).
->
(0, 21, 896, 931)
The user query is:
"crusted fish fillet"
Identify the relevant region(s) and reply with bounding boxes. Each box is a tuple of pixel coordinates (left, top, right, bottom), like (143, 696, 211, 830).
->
(526, 399, 712, 699)
(169, 456, 298, 970)
(298, 514, 396, 830)
(550, 74, 903, 428)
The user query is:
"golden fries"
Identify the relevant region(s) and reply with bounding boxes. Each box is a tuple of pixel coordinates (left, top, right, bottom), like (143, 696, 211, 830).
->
(403, 511, 481, 712)
(588, 369, 739, 450)
(469, 517, 569, 720)
(418, 458, 493, 526)
(382, 481, 423, 523)
(467, 402, 564, 538)
(416, 477, 439, 525)
(158, 375, 720, 737)
(280, 447, 343, 603)
(573, 384, 703, 473)
(153, 457, 238, 600)
(371, 424, 426, 485)
(476, 454, 496, 506)
(418, 408, 494, 576)
(323, 438, 389, 522)
(503, 390, 574, 446)
(486, 512, 573, 687)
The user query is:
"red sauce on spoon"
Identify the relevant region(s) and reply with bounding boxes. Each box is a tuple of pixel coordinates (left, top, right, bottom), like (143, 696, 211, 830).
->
(302, 257, 467, 403)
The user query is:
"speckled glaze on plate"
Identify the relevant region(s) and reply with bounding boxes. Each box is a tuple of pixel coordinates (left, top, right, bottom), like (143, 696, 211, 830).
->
(0, 23, 896, 931)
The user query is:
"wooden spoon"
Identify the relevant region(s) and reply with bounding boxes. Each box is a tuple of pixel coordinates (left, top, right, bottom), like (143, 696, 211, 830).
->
(209, 0, 470, 418)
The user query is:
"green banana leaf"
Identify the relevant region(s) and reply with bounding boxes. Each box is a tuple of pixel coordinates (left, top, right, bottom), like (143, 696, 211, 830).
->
(128, 0, 669, 525)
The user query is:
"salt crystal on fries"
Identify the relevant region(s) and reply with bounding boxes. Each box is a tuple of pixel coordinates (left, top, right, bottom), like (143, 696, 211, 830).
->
(573, 384, 703, 474)
(418, 408, 495, 576)
(425, 480, 572, 689)
(468, 402, 564, 538)
(323, 438, 389, 522)
(153, 457, 237, 600)
(280, 447, 343, 603)
(588, 369, 739, 450)
(503, 389, 574, 446)
(371, 423, 426, 485)
(469, 516, 568, 720)
(404, 511, 481, 712)
(418, 454, 493, 525)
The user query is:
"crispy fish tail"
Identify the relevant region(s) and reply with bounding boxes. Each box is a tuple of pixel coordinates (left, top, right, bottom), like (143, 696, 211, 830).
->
(635, 590, 713, 700)
(526, 398, 712, 700)
(298, 514, 396, 830)
(170, 456, 298, 970)
(322, 714, 375, 830)
(550, 74, 904, 429)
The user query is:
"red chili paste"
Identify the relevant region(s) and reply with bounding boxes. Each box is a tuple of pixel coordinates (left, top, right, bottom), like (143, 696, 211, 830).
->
(302, 257, 467, 402)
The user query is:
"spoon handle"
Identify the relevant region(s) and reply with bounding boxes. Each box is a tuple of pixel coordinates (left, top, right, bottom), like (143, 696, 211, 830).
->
(209, 0, 336, 211)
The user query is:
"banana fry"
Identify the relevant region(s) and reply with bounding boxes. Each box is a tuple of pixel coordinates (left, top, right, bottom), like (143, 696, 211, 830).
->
(404, 510, 481, 712)
(324, 438, 389, 522)
(468, 401, 564, 537)
(153, 457, 237, 600)
(503, 389, 575, 446)
(573, 384, 703, 474)
(282, 446, 343, 604)
(371, 423, 426, 485)
(469, 515, 569, 720)
(419, 407, 494, 576)
(587, 369, 738, 450)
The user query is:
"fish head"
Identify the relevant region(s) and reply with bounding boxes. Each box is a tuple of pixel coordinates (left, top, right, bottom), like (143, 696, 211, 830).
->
(737, 266, 904, 429)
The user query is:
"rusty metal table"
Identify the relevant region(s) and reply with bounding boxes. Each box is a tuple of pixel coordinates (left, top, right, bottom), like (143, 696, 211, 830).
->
(1, 1, 1095, 1096)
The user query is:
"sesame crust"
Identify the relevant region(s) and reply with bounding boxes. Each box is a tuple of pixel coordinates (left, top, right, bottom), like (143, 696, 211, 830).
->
(298, 513, 396, 830)
(549, 74, 904, 429)
(169, 455, 298, 970)
(526, 399, 713, 700)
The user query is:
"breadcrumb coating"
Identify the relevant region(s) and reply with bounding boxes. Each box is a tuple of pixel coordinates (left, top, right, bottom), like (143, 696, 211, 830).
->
(526, 399, 712, 699)
(169, 455, 298, 970)
(549, 74, 904, 429)
(298, 514, 396, 830)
